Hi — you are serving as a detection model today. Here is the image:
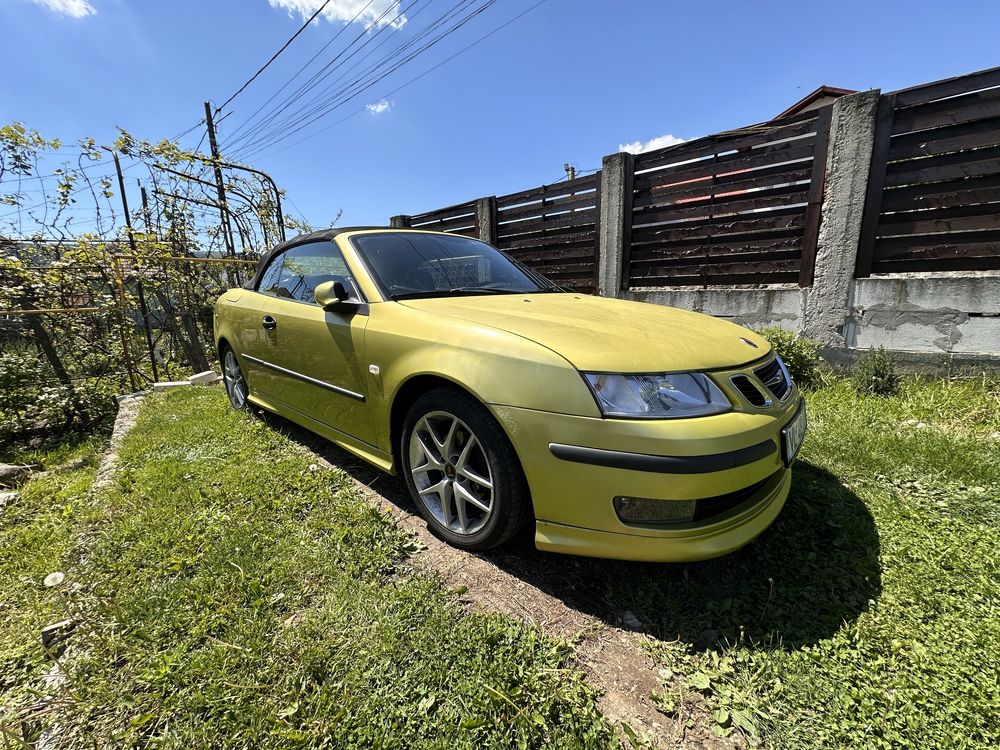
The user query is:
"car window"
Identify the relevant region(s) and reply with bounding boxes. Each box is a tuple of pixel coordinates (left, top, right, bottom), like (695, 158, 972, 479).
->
(351, 232, 553, 299)
(257, 256, 284, 296)
(259, 241, 360, 303)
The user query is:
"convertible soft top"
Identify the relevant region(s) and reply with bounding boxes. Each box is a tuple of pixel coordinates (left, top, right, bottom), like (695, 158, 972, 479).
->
(243, 226, 387, 290)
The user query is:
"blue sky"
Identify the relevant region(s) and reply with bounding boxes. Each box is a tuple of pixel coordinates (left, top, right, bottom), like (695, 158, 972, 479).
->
(3, 0, 1000, 230)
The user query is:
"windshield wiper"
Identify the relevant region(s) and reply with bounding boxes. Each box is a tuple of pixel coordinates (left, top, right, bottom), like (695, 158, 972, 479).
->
(391, 285, 553, 301)
(448, 286, 521, 295)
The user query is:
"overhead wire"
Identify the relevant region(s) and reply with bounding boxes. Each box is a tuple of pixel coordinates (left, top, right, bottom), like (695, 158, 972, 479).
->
(222, 0, 390, 149)
(231, 0, 488, 156)
(235, 0, 501, 159)
(251, 0, 551, 160)
(228, 0, 471, 156)
(214, 0, 335, 116)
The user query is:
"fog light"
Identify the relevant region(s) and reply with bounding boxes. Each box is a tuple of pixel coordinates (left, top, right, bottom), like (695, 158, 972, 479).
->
(613, 496, 696, 524)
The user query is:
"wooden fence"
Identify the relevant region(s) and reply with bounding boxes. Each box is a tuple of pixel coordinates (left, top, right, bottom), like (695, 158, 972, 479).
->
(392, 65, 1000, 293)
(405, 200, 478, 237)
(626, 108, 831, 288)
(495, 173, 600, 292)
(393, 111, 832, 292)
(394, 175, 601, 293)
(857, 66, 1000, 275)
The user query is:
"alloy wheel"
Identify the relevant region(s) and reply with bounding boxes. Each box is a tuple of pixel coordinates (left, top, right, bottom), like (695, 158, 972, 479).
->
(223, 349, 248, 409)
(408, 410, 494, 535)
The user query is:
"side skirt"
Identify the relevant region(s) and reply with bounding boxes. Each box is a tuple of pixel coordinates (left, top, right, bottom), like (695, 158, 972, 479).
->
(248, 393, 394, 474)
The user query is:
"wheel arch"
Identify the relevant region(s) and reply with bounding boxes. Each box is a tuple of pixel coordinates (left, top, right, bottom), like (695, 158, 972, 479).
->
(388, 374, 482, 470)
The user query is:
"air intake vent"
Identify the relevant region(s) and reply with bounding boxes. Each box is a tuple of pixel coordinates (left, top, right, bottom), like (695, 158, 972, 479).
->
(731, 375, 768, 407)
(754, 358, 791, 401)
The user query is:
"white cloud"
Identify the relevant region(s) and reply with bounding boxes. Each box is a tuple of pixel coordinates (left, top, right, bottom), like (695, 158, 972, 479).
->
(619, 133, 686, 155)
(31, 0, 95, 17)
(365, 99, 392, 115)
(268, 0, 406, 29)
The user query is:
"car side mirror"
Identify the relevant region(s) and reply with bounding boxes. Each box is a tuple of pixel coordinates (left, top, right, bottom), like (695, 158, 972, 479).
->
(314, 280, 357, 313)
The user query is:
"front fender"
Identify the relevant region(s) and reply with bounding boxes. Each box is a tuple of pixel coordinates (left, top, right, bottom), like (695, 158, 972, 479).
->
(365, 303, 600, 453)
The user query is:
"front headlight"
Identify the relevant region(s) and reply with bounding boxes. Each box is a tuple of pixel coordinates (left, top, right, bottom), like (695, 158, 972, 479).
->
(583, 372, 731, 418)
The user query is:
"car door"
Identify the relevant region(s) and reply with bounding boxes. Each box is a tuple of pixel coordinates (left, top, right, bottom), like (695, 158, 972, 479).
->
(252, 240, 375, 446)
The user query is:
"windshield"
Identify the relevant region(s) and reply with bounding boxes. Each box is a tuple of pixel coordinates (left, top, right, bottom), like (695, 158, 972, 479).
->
(351, 232, 557, 299)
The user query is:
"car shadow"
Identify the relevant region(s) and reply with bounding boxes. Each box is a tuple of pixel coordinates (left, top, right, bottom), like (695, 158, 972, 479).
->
(262, 409, 881, 652)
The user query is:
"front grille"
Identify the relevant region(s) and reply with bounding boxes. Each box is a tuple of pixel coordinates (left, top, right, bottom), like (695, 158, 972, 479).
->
(692, 472, 778, 522)
(731, 375, 768, 407)
(754, 357, 791, 401)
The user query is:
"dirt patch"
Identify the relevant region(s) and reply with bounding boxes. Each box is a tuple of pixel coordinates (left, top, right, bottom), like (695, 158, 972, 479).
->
(288, 419, 736, 750)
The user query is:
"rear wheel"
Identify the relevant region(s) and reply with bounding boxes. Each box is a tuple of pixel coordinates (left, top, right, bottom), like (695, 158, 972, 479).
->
(401, 388, 530, 550)
(221, 346, 250, 411)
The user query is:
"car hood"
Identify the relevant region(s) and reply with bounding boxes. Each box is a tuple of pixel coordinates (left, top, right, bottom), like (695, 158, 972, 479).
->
(397, 293, 771, 372)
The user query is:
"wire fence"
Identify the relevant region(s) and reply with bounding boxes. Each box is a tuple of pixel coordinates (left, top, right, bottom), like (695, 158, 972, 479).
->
(0, 239, 257, 446)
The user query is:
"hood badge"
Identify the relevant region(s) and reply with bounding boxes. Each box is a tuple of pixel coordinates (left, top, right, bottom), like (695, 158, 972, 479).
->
(740, 337, 759, 349)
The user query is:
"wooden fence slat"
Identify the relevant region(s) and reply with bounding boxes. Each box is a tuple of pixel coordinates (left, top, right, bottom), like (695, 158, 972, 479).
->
(633, 165, 813, 207)
(629, 244, 802, 266)
(633, 116, 819, 172)
(875, 227, 1000, 249)
(890, 86, 1000, 135)
(633, 140, 816, 189)
(632, 213, 805, 244)
(632, 186, 809, 225)
(855, 93, 897, 277)
(409, 213, 478, 232)
(884, 147, 1000, 187)
(497, 174, 599, 208)
(878, 202, 1000, 229)
(498, 212, 597, 236)
(871, 255, 1000, 273)
(872, 239, 1000, 261)
(409, 202, 477, 224)
(629, 270, 800, 287)
(877, 213, 1000, 236)
(497, 192, 598, 220)
(889, 116, 1000, 160)
(892, 65, 1000, 108)
(880, 173, 1000, 212)
(630, 258, 800, 278)
(498, 230, 598, 251)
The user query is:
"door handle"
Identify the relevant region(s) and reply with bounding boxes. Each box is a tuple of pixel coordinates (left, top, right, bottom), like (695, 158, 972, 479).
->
(261, 315, 277, 330)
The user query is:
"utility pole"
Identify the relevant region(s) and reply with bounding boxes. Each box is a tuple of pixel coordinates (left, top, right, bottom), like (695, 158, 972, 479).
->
(204, 101, 240, 285)
(564, 163, 577, 181)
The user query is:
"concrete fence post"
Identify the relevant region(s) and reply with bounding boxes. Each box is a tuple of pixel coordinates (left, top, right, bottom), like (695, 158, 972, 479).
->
(597, 151, 634, 298)
(802, 89, 882, 347)
(389, 214, 411, 228)
(475, 196, 498, 245)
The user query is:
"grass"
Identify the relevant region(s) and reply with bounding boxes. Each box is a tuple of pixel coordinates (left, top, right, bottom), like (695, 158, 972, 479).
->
(3, 376, 998, 749)
(1, 389, 614, 749)
(634, 377, 1000, 749)
(0, 435, 103, 719)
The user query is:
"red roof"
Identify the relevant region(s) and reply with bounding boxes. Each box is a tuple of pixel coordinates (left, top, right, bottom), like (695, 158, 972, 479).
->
(775, 85, 858, 119)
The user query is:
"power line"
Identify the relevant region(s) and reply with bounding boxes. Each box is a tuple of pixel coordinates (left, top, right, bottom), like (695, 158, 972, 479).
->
(230, 0, 469, 156)
(223, 0, 406, 152)
(233, 0, 485, 156)
(235, 0, 501, 159)
(251, 0, 551, 160)
(215, 0, 335, 116)
(222, 0, 385, 148)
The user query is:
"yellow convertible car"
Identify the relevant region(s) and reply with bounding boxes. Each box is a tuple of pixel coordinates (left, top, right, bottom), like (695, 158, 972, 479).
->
(214, 228, 806, 562)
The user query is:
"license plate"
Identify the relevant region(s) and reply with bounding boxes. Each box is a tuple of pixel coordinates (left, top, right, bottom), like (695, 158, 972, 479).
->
(782, 402, 807, 466)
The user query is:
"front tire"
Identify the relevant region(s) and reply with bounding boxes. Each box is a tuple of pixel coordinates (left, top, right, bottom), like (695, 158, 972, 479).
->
(400, 388, 530, 551)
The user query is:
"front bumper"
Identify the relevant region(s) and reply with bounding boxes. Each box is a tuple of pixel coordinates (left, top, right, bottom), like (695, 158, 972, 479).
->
(489, 394, 801, 562)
